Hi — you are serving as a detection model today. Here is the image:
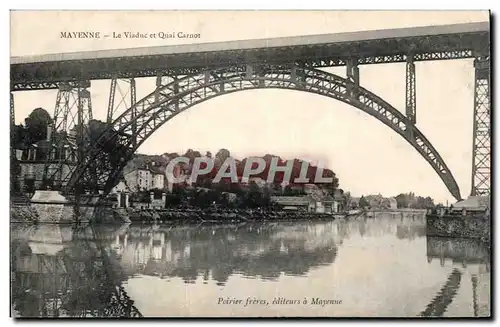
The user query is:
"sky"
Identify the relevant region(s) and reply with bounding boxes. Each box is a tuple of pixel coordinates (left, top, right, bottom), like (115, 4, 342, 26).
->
(10, 10, 490, 204)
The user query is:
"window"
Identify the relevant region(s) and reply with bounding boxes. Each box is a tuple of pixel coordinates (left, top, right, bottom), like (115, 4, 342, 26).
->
(139, 178, 142, 186)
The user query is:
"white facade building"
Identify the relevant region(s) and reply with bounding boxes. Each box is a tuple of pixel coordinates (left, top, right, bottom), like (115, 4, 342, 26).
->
(123, 162, 165, 192)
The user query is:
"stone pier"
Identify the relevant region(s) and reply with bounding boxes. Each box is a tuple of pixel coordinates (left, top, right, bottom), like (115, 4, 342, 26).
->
(30, 191, 103, 223)
(30, 190, 74, 223)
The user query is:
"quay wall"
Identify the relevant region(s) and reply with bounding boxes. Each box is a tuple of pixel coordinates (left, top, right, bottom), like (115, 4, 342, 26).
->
(426, 214, 490, 242)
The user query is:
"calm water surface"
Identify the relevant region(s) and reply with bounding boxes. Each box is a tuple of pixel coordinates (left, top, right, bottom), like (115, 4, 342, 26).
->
(10, 213, 490, 317)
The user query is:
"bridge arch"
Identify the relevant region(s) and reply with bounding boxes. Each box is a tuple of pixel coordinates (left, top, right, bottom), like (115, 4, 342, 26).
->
(68, 64, 462, 201)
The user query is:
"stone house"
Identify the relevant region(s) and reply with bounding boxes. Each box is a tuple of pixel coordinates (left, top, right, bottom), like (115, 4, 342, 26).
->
(15, 132, 77, 193)
(123, 161, 166, 192)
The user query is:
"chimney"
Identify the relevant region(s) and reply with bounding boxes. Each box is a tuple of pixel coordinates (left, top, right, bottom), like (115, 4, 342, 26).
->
(46, 125, 53, 141)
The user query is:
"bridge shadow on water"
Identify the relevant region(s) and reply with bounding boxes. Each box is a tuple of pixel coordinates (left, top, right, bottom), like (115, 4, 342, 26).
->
(10, 224, 142, 318)
(422, 235, 490, 317)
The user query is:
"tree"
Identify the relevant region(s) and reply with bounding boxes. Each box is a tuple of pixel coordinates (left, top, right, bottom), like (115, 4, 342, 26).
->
(240, 181, 259, 208)
(283, 185, 293, 196)
(343, 191, 352, 209)
(24, 108, 53, 145)
(215, 148, 231, 168)
(11, 124, 27, 149)
(70, 119, 133, 191)
(24, 178, 35, 195)
(10, 156, 21, 194)
(395, 193, 410, 208)
(411, 196, 435, 209)
(395, 192, 434, 209)
(262, 186, 272, 209)
(359, 195, 370, 208)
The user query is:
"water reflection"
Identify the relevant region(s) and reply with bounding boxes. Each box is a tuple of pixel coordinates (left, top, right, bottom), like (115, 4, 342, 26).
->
(10, 213, 490, 318)
(419, 269, 462, 317)
(117, 222, 341, 285)
(10, 225, 142, 318)
(425, 236, 490, 317)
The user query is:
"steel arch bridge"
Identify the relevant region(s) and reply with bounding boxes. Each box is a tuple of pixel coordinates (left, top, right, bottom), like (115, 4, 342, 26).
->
(65, 64, 462, 200)
(10, 22, 490, 202)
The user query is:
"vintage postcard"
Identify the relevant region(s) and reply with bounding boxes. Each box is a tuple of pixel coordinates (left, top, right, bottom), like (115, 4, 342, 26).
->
(10, 10, 491, 318)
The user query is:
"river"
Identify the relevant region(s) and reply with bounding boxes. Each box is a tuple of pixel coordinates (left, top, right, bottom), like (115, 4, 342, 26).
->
(10, 213, 490, 318)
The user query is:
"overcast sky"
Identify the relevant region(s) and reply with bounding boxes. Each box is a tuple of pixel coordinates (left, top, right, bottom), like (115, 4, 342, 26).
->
(10, 11, 489, 204)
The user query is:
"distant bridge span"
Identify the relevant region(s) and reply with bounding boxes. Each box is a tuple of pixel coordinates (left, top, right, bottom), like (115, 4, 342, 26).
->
(10, 22, 490, 201)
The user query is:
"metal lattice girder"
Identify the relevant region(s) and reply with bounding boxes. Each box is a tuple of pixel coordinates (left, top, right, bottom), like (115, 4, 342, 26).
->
(43, 81, 92, 189)
(11, 51, 488, 92)
(66, 64, 462, 200)
(11, 23, 490, 91)
(471, 58, 490, 196)
(300, 50, 479, 68)
(405, 55, 416, 124)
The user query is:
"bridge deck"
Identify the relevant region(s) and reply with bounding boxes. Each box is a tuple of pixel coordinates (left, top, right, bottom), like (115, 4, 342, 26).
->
(11, 22, 490, 90)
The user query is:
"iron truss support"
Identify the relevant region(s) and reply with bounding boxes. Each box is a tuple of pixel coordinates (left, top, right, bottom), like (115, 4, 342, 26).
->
(470, 57, 490, 197)
(107, 77, 137, 148)
(405, 55, 417, 124)
(66, 64, 462, 201)
(346, 58, 360, 99)
(107, 77, 136, 123)
(42, 81, 92, 191)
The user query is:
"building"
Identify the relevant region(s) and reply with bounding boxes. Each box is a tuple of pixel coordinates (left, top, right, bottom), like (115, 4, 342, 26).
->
(123, 161, 165, 192)
(387, 197, 398, 210)
(111, 180, 131, 194)
(270, 196, 311, 212)
(14, 131, 77, 193)
(451, 196, 489, 213)
(270, 194, 341, 213)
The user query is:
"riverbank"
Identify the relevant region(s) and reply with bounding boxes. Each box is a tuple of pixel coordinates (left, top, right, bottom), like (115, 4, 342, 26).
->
(10, 204, 39, 224)
(10, 203, 345, 224)
(11, 202, 433, 225)
(128, 208, 344, 223)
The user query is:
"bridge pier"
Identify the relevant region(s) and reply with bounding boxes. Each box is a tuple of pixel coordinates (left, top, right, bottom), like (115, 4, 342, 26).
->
(107, 77, 137, 148)
(173, 76, 179, 112)
(405, 55, 416, 124)
(155, 71, 162, 104)
(346, 58, 359, 99)
(470, 57, 490, 197)
(245, 64, 253, 79)
(42, 81, 92, 190)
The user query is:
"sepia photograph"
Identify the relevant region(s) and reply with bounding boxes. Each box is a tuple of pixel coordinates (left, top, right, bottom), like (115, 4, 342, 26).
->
(9, 10, 491, 318)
